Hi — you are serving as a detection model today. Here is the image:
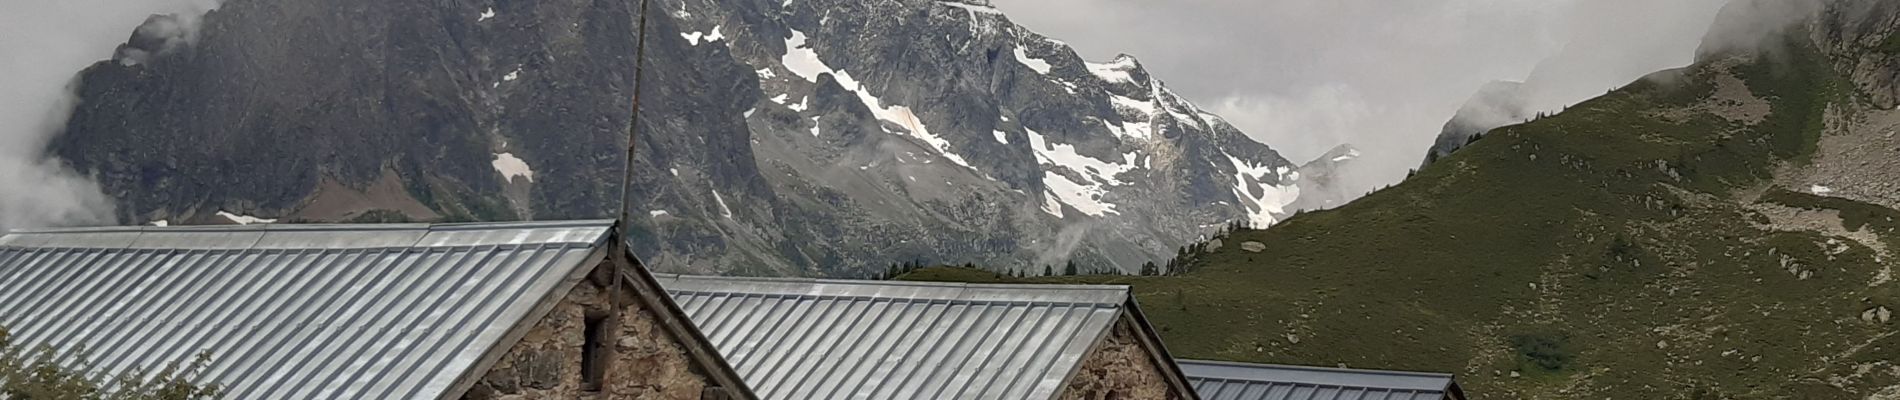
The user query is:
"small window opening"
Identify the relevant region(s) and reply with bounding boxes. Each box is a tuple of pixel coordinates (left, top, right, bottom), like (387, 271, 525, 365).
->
(581, 312, 611, 392)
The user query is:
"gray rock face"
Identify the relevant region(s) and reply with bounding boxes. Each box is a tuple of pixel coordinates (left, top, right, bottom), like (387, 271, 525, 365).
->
(52, 0, 1348, 276)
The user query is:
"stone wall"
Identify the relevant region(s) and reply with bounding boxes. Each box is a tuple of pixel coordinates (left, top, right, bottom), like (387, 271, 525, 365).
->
(464, 265, 717, 400)
(1059, 315, 1186, 400)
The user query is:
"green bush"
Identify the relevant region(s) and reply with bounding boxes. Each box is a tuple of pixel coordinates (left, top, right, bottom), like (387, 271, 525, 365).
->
(1509, 332, 1574, 372)
(0, 327, 222, 400)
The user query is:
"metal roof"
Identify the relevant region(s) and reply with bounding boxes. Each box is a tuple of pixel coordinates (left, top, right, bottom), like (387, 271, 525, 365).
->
(0, 220, 617, 399)
(1179, 359, 1460, 400)
(655, 275, 1135, 400)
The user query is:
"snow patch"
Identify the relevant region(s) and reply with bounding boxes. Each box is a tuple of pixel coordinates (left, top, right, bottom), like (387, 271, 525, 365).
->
(1086, 56, 1138, 83)
(217, 211, 276, 225)
(713, 191, 733, 219)
(1811, 185, 1834, 195)
(680, 25, 725, 46)
(993, 130, 1009, 144)
(1013, 45, 1051, 74)
(1028, 128, 1139, 187)
(670, 168, 679, 176)
(1154, 86, 1204, 128)
(756, 68, 776, 80)
(769, 93, 790, 104)
(781, 30, 829, 81)
(1027, 128, 1141, 217)
(1042, 175, 1113, 217)
(1103, 94, 1158, 140)
(937, 1, 1001, 14)
(938, 1, 1000, 35)
(1040, 193, 1066, 218)
(810, 117, 822, 136)
(1227, 154, 1300, 227)
(478, 7, 495, 21)
(787, 96, 809, 112)
(503, 68, 520, 82)
(650, 210, 669, 217)
(782, 29, 974, 170)
(743, 108, 756, 118)
(1110, 94, 1153, 116)
(1331, 148, 1363, 163)
(150, 220, 168, 227)
(492, 152, 535, 183)
(1101, 118, 1153, 141)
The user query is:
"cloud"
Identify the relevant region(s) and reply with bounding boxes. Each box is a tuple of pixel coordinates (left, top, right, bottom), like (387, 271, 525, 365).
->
(0, 0, 221, 231)
(994, 0, 1732, 198)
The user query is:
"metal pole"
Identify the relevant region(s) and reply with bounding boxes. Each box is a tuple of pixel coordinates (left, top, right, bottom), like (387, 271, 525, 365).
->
(617, 0, 654, 231)
(612, 0, 655, 317)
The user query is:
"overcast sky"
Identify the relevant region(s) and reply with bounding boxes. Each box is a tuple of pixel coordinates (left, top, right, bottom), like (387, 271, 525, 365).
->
(992, 0, 1731, 194)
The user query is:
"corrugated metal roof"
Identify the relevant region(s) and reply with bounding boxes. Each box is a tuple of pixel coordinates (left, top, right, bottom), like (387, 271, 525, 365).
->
(656, 275, 1133, 400)
(1180, 359, 1458, 400)
(0, 220, 618, 399)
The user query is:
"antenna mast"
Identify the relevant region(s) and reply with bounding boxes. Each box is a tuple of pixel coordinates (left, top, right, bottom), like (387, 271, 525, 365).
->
(616, 0, 654, 231)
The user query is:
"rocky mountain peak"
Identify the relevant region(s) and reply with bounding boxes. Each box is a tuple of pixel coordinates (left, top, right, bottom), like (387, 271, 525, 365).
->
(53, 0, 1353, 276)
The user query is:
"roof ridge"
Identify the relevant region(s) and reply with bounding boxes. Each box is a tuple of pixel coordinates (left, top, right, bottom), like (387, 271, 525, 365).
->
(0, 219, 617, 251)
(1177, 359, 1456, 379)
(4, 219, 619, 235)
(653, 273, 1134, 293)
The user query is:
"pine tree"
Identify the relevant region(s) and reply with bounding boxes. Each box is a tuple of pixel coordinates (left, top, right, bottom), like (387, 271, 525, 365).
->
(1064, 260, 1079, 276)
(1140, 261, 1158, 276)
(1044, 265, 1054, 277)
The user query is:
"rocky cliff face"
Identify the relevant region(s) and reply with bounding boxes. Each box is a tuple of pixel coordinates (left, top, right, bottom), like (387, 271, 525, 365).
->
(51, 0, 1345, 276)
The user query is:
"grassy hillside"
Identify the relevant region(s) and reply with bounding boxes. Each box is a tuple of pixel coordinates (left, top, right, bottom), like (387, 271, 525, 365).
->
(903, 34, 1900, 398)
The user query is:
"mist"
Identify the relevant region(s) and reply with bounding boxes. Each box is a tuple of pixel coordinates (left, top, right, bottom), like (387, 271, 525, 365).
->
(0, 0, 220, 231)
(992, 0, 1735, 201)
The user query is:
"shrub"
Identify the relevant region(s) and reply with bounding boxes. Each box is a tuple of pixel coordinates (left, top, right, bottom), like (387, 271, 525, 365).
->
(0, 327, 222, 400)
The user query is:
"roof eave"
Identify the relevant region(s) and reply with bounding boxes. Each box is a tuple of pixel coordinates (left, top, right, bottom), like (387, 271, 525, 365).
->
(612, 241, 760, 400)
(438, 242, 613, 400)
(1122, 295, 1203, 400)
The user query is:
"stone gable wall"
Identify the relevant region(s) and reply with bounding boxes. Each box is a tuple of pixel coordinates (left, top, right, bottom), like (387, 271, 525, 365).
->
(464, 266, 715, 400)
(1059, 316, 1185, 400)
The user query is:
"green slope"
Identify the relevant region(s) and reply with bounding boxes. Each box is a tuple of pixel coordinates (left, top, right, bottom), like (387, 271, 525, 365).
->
(904, 32, 1900, 398)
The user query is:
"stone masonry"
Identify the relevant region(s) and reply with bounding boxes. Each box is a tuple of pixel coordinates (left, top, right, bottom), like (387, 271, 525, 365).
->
(1059, 315, 1186, 400)
(464, 263, 716, 400)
